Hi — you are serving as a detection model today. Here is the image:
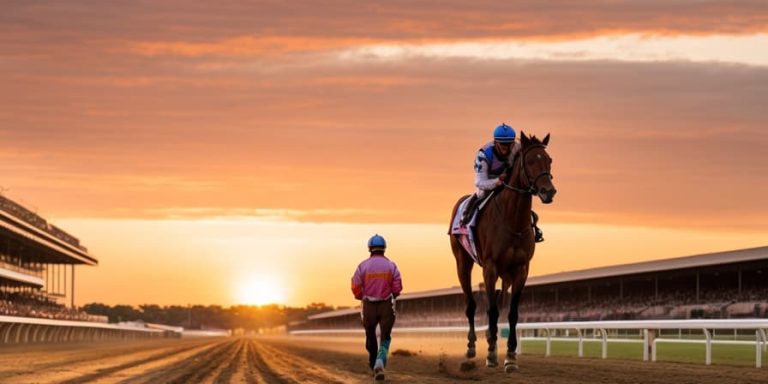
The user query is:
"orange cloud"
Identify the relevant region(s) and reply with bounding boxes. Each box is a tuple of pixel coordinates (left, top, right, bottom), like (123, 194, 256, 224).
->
(2, 2, 767, 233)
(129, 36, 385, 57)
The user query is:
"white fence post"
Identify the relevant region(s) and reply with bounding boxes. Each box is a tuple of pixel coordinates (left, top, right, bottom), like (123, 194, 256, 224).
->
(545, 329, 551, 357)
(643, 329, 649, 361)
(577, 328, 583, 358)
(703, 328, 712, 366)
(600, 328, 608, 359)
(757, 330, 762, 368)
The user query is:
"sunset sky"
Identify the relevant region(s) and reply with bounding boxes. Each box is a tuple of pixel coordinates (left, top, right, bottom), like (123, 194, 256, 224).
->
(1, 1, 766, 308)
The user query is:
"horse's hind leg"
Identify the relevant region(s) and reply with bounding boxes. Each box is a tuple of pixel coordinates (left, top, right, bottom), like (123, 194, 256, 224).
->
(452, 237, 476, 358)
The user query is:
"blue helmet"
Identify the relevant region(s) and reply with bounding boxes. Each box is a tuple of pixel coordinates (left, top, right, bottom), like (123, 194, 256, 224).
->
(368, 234, 386, 249)
(493, 123, 516, 143)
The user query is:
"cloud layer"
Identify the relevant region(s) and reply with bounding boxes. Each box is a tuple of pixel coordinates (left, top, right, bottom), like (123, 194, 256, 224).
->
(1, 1, 767, 232)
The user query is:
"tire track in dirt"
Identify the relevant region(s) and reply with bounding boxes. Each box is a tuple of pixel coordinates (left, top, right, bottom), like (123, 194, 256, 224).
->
(117, 339, 237, 384)
(246, 338, 292, 384)
(57, 341, 222, 384)
(211, 338, 246, 383)
(163, 339, 242, 384)
(0, 339, 220, 384)
(234, 337, 264, 384)
(260, 337, 457, 384)
(0, 339, 204, 377)
(252, 339, 361, 384)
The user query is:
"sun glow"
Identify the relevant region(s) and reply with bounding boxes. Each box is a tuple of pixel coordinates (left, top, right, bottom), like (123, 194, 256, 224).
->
(235, 275, 286, 306)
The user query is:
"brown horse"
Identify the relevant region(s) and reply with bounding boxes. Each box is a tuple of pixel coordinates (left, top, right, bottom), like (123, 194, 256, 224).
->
(449, 132, 556, 372)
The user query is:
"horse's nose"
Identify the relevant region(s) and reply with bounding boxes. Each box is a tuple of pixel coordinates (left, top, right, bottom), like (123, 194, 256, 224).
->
(541, 187, 556, 204)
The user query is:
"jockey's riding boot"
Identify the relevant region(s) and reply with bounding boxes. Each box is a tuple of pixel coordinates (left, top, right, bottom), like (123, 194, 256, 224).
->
(531, 210, 544, 243)
(461, 195, 478, 226)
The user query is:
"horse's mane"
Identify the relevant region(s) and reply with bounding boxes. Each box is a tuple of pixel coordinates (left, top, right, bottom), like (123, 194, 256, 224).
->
(527, 135, 544, 145)
(502, 133, 548, 181)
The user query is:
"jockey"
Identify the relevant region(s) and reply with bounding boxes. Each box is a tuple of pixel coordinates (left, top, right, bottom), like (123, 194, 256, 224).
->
(351, 234, 402, 381)
(461, 123, 545, 242)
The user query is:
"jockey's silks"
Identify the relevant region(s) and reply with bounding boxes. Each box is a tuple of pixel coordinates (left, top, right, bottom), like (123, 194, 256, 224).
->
(480, 142, 512, 179)
(474, 141, 520, 193)
(351, 254, 402, 301)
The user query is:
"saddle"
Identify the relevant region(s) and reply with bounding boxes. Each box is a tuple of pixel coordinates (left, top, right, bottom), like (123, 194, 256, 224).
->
(449, 192, 495, 266)
(450, 190, 544, 265)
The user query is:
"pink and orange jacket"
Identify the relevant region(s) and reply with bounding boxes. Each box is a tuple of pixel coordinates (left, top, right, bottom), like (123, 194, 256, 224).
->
(351, 254, 402, 301)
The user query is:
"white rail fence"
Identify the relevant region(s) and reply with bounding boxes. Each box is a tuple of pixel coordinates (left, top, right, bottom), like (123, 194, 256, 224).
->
(0, 315, 168, 344)
(290, 319, 768, 368)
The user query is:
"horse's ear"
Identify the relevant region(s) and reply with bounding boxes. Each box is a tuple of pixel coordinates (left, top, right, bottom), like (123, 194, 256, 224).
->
(542, 133, 550, 146)
(520, 131, 529, 146)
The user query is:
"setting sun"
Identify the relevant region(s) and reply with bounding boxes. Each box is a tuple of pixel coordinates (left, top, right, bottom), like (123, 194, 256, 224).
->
(235, 276, 286, 306)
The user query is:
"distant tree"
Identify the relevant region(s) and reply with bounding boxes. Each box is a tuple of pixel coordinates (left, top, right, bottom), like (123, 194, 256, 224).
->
(80, 302, 338, 332)
(81, 303, 110, 317)
(139, 304, 164, 323)
(111, 305, 141, 323)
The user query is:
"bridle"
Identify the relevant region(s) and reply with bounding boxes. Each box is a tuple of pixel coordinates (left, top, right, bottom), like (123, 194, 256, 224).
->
(502, 144, 553, 195)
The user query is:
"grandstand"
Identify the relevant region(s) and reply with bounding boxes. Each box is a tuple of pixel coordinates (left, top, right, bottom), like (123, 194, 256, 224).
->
(292, 246, 768, 331)
(0, 194, 169, 343)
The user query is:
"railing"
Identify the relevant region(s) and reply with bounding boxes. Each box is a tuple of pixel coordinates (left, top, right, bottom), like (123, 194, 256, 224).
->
(0, 259, 45, 276)
(514, 319, 768, 368)
(290, 319, 768, 368)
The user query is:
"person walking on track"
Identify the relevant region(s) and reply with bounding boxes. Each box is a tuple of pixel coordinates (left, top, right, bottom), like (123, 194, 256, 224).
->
(351, 234, 403, 382)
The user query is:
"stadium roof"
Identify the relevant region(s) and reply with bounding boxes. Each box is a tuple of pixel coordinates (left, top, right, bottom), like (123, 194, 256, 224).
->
(527, 245, 768, 286)
(0, 210, 97, 265)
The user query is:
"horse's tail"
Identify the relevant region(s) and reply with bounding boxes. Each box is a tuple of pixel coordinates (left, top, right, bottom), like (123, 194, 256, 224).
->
(448, 195, 472, 234)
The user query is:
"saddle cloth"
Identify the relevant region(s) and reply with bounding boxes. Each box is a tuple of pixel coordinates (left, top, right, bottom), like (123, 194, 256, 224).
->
(449, 191, 494, 266)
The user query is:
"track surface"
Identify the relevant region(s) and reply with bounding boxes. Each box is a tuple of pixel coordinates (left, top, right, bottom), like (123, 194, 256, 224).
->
(1, 336, 767, 383)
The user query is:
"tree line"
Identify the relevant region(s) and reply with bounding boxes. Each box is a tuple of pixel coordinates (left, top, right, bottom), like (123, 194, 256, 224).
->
(81, 302, 340, 331)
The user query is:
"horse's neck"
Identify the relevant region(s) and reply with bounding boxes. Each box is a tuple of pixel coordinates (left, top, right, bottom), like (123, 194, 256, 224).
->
(501, 156, 532, 229)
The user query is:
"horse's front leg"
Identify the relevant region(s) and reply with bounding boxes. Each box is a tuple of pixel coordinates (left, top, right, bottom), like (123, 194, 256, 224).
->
(505, 267, 529, 373)
(505, 288, 523, 372)
(465, 297, 477, 358)
(483, 267, 500, 367)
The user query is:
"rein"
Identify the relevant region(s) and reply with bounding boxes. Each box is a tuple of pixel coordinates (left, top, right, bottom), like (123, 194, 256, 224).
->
(502, 144, 552, 195)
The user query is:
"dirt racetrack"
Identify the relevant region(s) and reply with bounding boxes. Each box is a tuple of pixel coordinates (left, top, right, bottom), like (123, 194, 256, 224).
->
(1, 335, 767, 383)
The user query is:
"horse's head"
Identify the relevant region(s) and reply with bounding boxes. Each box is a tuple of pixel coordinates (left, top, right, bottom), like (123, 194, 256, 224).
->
(517, 132, 556, 204)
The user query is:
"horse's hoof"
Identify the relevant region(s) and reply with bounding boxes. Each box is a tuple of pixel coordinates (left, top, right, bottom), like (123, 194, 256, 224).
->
(465, 348, 476, 359)
(486, 358, 498, 368)
(504, 354, 519, 373)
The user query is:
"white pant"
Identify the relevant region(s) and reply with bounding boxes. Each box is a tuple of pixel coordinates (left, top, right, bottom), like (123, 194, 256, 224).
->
(475, 189, 489, 199)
